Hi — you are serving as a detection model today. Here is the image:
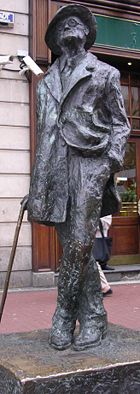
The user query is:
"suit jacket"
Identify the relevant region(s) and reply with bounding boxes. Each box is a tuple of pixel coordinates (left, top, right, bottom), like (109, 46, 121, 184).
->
(28, 52, 130, 224)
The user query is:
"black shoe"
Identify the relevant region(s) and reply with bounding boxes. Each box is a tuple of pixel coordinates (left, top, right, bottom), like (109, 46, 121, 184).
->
(49, 330, 73, 350)
(49, 308, 76, 350)
(73, 327, 102, 351)
(103, 288, 113, 297)
(73, 316, 107, 351)
(103, 265, 115, 271)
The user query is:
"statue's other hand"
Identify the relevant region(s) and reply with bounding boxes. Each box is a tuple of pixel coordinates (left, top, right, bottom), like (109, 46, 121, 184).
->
(108, 152, 123, 174)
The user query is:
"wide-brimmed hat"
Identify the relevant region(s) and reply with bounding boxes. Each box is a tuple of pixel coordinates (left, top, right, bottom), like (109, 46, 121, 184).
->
(45, 4, 97, 55)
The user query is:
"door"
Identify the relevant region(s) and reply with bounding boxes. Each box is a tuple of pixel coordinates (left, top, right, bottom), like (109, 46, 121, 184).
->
(110, 71, 140, 264)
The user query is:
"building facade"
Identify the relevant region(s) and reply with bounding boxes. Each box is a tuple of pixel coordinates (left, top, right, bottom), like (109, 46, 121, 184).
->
(0, 0, 32, 288)
(0, 0, 140, 288)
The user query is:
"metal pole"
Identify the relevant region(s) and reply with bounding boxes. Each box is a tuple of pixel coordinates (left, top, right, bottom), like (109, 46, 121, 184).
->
(0, 196, 28, 322)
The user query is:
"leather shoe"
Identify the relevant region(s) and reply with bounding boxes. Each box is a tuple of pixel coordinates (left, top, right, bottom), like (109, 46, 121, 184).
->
(104, 265, 115, 271)
(49, 308, 76, 350)
(73, 326, 103, 351)
(103, 288, 113, 297)
(49, 329, 73, 350)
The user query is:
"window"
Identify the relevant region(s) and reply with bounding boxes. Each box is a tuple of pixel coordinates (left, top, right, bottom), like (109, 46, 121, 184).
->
(114, 73, 140, 217)
(121, 72, 140, 134)
(116, 142, 137, 216)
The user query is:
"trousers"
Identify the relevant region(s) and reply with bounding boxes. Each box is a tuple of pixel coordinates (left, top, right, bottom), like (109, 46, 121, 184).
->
(52, 149, 110, 331)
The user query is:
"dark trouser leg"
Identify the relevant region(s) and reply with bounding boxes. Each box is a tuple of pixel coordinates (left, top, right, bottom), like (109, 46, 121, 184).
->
(50, 218, 90, 349)
(50, 221, 107, 350)
(73, 253, 107, 350)
(49, 153, 110, 350)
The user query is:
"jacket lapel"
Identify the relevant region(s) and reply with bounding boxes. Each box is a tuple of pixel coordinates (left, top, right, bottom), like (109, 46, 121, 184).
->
(43, 53, 97, 105)
(60, 52, 97, 106)
(44, 59, 62, 103)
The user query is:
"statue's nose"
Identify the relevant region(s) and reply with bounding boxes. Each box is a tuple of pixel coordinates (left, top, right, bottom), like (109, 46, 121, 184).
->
(64, 25, 70, 30)
(64, 21, 70, 30)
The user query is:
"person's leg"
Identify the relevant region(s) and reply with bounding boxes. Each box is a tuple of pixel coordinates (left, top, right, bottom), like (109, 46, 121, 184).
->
(74, 254, 107, 350)
(50, 215, 93, 349)
(71, 154, 110, 350)
(50, 221, 105, 350)
(96, 261, 111, 293)
(50, 152, 110, 350)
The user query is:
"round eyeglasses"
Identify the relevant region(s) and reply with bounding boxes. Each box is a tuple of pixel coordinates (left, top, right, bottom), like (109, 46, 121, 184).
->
(57, 17, 84, 31)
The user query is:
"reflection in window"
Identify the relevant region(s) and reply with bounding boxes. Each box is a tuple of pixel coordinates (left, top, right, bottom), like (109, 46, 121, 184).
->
(121, 85, 129, 115)
(131, 86, 140, 130)
(116, 142, 137, 216)
(121, 72, 140, 132)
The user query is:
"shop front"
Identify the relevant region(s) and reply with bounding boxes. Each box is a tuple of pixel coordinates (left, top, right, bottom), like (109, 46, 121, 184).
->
(29, 0, 140, 271)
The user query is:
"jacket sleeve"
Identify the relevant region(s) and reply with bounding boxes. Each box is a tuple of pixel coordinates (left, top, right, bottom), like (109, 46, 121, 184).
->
(36, 78, 47, 143)
(106, 68, 130, 173)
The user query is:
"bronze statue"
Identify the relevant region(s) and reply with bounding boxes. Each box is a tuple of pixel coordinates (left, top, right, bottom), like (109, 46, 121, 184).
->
(27, 5, 130, 350)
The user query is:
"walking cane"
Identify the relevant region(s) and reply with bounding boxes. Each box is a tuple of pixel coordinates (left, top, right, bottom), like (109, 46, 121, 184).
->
(0, 195, 28, 322)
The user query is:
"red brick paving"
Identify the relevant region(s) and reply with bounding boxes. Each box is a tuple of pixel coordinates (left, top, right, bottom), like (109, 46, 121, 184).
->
(104, 283, 140, 331)
(0, 284, 140, 334)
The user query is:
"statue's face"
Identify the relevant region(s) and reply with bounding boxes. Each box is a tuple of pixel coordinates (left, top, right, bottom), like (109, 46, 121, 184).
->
(56, 16, 89, 48)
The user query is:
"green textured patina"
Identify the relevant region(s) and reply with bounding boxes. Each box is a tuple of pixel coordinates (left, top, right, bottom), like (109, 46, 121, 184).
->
(95, 14, 140, 51)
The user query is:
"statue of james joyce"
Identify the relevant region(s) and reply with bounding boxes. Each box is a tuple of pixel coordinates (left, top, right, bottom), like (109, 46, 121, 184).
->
(27, 4, 130, 350)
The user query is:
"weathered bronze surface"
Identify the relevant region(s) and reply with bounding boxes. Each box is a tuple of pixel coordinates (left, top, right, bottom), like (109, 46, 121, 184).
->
(0, 325, 140, 393)
(27, 5, 130, 350)
(0, 366, 22, 394)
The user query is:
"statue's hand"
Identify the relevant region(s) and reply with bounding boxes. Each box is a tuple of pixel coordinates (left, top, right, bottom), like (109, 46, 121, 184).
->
(108, 152, 123, 174)
(20, 194, 29, 211)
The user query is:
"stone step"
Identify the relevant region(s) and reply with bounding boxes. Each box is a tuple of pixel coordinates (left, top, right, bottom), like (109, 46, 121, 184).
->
(103, 264, 140, 282)
(54, 264, 140, 287)
(1, 264, 139, 290)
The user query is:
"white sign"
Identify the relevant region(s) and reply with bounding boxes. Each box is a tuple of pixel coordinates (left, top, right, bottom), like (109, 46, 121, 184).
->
(0, 11, 14, 27)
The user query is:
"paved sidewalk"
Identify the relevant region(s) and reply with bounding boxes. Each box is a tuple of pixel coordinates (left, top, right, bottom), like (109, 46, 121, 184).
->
(0, 283, 140, 334)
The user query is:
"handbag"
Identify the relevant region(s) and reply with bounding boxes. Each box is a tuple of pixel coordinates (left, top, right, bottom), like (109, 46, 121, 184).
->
(93, 220, 112, 267)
